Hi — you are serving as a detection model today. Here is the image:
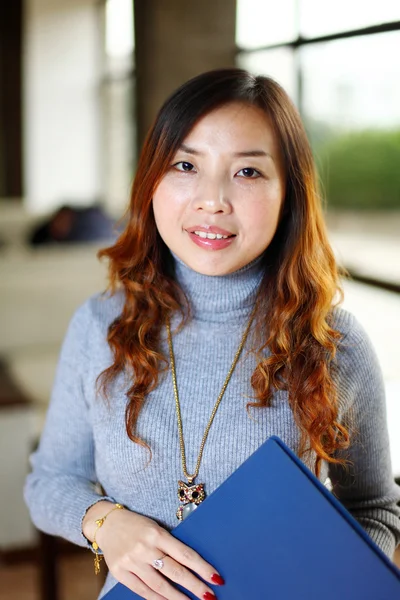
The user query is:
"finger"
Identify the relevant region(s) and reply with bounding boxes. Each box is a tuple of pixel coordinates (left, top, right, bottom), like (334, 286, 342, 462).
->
(118, 569, 169, 600)
(148, 556, 216, 600)
(139, 565, 189, 600)
(159, 533, 222, 586)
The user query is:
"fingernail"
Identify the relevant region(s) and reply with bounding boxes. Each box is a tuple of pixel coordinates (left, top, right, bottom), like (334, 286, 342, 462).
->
(203, 593, 216, 600)
(211, 573, 225, 585)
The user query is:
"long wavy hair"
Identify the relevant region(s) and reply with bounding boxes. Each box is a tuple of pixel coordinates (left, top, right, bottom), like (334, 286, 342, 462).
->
(99, 68, 350, 477)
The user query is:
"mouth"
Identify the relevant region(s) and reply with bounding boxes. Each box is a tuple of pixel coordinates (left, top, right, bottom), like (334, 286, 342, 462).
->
(191, 230, 234, 240)
(185, 226, 236, 250)
(186, 226, 236, 240)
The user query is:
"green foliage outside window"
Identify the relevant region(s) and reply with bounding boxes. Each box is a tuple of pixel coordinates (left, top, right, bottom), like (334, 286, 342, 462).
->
(311, 129, 400, 210)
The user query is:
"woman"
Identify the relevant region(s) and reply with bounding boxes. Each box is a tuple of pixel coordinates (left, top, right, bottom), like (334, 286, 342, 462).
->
(24, 68, 400, 600)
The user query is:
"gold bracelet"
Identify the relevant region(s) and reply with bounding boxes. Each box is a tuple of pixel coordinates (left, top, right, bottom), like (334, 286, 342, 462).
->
(91, 503, 124, 575)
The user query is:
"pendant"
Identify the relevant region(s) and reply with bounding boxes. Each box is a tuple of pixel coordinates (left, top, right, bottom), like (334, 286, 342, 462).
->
(176, 479, 206, 520)
(94, 552, 102, 575)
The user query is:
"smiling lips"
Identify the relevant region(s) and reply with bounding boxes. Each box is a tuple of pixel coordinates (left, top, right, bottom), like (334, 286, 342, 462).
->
(187, 225, 235, 237)
(186, 225, 236, 250)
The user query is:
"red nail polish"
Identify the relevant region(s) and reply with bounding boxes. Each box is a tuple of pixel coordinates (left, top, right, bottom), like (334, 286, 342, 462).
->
(211, 573, 225, 585)
(203, 593, 216, 600)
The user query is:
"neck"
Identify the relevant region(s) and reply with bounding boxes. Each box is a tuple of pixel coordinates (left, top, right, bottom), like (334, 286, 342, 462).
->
(171, 251, 265, 323)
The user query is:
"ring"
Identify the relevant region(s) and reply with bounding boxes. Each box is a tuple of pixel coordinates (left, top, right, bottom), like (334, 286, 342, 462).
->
(152, 556, 167, 570)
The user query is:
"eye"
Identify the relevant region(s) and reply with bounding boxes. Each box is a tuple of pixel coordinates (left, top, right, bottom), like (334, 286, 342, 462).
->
(173, 161, 195, 172)
(236, 167, 261, 179)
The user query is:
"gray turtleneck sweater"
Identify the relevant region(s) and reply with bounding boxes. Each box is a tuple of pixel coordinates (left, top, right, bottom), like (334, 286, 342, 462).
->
(24, 254, 400, 598)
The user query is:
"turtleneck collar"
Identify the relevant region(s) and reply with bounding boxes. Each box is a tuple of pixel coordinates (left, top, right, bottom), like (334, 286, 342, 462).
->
(170, 251, 265, 323)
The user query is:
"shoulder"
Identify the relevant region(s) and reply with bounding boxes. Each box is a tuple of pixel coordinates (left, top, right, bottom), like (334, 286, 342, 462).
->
(330, 306, 361, 342)
(67, 289, 125, 341)
(330, 305, 377, 358)
(330, 306, 384, 399)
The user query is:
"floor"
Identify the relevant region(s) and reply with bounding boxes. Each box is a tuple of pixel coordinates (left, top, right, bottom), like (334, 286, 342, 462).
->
(1, 547, 400, 600)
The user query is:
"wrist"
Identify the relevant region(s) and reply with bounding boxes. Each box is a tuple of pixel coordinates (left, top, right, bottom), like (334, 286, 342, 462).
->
(82, 500, 115, 543)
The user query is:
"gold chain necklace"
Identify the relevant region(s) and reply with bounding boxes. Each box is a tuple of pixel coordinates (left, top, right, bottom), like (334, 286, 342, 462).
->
(167, 308, 256, 521)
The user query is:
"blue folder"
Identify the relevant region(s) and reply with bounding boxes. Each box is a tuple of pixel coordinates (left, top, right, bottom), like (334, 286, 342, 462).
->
(103, 436, 400, 599)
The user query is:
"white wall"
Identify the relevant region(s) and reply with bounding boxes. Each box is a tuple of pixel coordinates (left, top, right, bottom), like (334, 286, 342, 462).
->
(23, 0, 103, 214)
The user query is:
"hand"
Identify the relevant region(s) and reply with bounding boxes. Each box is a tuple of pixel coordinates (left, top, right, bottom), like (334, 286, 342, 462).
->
(84, 502, 224, 600)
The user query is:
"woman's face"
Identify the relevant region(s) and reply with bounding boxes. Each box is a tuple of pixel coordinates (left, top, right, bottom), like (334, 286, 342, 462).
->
(152, 101, 286, 276)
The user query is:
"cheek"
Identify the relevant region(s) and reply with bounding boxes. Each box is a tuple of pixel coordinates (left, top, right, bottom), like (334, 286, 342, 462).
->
(239, 194, 283, 240)
(153, 180, 190, 222)
(153, 189, 175, 233)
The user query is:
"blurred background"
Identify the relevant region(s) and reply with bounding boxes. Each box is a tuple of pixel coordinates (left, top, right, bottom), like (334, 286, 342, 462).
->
(0, 1, 399, 598)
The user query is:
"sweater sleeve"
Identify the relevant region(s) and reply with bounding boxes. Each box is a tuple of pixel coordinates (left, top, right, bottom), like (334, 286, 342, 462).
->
(328, 311, 400, 559)
(24, 299, 115, 548)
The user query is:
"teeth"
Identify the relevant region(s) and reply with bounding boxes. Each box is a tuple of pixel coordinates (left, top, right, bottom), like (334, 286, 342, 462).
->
(193, 231, 229, 240)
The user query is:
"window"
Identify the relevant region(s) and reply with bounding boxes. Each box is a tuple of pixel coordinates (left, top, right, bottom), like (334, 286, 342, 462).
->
(301, 31, 400, 210)
(300, 0, 400, 37)
(236, 2, 400, 218)
(236, 0, 297, 49)
(101, 0, 136, 215)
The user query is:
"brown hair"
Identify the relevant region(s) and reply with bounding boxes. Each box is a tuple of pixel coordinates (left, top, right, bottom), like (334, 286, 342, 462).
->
(98, 68, 349, 476)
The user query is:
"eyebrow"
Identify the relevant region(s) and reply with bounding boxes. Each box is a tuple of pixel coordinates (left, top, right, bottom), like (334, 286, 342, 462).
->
(233, 150, 274, 160)
(179, 144, 274, 161)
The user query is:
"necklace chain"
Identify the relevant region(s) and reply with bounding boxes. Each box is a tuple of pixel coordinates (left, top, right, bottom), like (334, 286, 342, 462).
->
(167, 307, 257, 484)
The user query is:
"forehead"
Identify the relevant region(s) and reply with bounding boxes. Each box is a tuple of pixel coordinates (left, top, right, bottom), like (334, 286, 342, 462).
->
(183, 102, 277, 147)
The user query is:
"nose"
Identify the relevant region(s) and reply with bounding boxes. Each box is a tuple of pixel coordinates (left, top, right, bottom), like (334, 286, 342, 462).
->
(192, 177, 232, 215)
